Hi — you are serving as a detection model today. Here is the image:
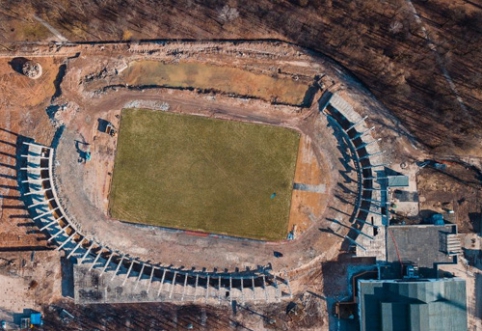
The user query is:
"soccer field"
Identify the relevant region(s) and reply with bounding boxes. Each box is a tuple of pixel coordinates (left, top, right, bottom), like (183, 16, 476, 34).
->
(109, 109, 300, 240)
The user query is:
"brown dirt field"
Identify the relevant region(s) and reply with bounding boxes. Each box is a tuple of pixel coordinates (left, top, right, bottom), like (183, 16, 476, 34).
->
(289, 191, 330, 235)
(0, 251, 61, 320)
(417, 163, 482, 233)
(288, 135, 330, 234)
(0, 57, 57, 109)
(293, 135, 324, 186)
(0, 57, 63, 249)
(119, 61, 310, 105)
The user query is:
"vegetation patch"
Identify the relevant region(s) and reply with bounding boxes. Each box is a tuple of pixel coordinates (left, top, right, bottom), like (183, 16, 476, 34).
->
(109, 108, 300, 240)
(121, 61, 309, 105)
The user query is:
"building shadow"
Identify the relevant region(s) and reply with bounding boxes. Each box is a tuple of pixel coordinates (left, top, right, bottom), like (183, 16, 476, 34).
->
(61, 257, 75, 298)
(97, 118, 110, 132)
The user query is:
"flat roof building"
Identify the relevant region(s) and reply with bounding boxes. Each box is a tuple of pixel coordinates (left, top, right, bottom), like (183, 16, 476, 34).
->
(358, 278, 467, 331)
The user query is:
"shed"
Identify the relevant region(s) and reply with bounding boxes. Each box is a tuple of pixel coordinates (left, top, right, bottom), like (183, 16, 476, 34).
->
(385, 168, 409, 187)
(30, 312, 43, 326)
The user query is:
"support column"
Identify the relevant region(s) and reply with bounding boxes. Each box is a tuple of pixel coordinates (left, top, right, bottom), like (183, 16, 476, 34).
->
(47, 226, 66, 243)
(344, 235, 366, 251)
(193, 275, 199, 300)
(89, 248, 104, 271)
(33, 208, 58, 220)
(355, 138, 381, 151)
(111, 254, 125, 280)
(240, 278, 244, 304)
(28, 198, 54, 208)
(55, 231, 77, 251)
(66, 239, 84, 259)
(361, 197, 384, 204)
(346, 116, 368, 132)
(21, 154, 49, 159)
(25, 189, 49, 196)
(100, 253, 115, 277)
(251, 277, 256, 300)
(363, 176, 387, 181)
(360, 208, 384, 215)
(134, 263, 146, 290)
(218, 277, 222, 302)
(359, 150, 384, 160)
(80, 242, 95, 264)
(169, 271, 177, 299)
(40, 216, 63, 231)
(157, 269, 167, 297)
(23, 142, 50, 149)
(205, 275, 210, 302)
(351, 126, 375, 140)
(361, 163, 389, 170)
(273, 277, 281, 301)
(286, 278, 292, 298)
(122, 260, 135, 286)
(262, 275, 269, 301)
(355, 218, 377, 227)
(229, 277, 232, 301)
(181, 273, 188, 301)
(22, 178, 48, 184)
(147, 267, 156, 293)
(350, 226, 374, 240)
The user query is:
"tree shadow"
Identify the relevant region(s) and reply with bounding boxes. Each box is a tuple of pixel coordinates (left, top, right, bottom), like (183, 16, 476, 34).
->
(301, 81, 319, 107)
(8, 57, 29, 75)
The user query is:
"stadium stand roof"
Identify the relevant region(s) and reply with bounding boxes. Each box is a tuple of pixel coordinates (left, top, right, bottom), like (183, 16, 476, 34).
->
(358, 278, 467, 331)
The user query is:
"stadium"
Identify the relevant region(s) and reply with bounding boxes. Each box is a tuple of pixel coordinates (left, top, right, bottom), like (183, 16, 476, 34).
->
(13, 40, 386, 304)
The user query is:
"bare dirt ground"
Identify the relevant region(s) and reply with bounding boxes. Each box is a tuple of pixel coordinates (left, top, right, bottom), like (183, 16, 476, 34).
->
(39, 293, 326, 331)
(417, 162, 482, 233)
(0, 251, 62, 322)
(0, 56, 60, 249)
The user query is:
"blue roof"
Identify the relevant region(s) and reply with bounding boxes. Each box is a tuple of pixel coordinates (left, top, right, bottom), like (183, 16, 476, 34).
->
(30, 313, 42, 325)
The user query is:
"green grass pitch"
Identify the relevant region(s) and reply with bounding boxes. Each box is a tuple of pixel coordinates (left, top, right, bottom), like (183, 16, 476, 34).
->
(109, 108, 300, 240)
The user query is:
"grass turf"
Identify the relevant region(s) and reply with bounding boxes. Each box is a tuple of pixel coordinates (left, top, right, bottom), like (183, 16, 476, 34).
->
(109, 109, 300, 240)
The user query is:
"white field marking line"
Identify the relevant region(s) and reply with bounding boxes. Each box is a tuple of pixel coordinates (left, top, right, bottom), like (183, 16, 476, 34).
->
(33, 15, 69, 42)
(404, 0, 470, 120)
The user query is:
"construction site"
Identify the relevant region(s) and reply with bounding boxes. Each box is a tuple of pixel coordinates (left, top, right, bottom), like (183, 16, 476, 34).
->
(0, 39, 480, 331)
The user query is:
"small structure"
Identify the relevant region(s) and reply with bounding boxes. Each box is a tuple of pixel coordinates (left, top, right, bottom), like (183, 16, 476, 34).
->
(105, 122, 116, 137)
(22, 61, 43, 79)
(429, 213, 445, 225)
(384, 168, 409, 187)
(97, 118, 116, 137)
(30, 313, 43, 327)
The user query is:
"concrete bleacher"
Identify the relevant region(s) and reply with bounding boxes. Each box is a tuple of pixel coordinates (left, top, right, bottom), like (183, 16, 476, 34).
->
(319, 92, 387, 260)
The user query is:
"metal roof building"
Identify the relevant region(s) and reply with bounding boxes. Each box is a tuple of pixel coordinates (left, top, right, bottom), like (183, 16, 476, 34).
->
(358, 278, 467, 331)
